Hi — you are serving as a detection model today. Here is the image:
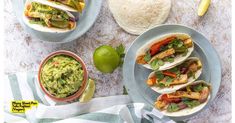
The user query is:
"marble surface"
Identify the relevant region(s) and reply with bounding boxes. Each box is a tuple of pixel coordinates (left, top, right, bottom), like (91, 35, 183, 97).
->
(4, 0, 231, 122)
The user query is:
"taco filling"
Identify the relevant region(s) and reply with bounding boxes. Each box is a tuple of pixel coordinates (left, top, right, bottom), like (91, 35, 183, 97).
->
(136, 36, 193, 70)
(24, 2, 75, 29)
(48, 0, 85, 12)
(146, 58, 202, 87)
(155, 82, 210, 112)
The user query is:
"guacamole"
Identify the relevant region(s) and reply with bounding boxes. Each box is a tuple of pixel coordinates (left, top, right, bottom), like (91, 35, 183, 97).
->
(41, 55, 84, 98)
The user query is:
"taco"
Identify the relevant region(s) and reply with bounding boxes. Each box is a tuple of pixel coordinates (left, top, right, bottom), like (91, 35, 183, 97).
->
(147, 57, 202, 94)
(35, 0, 85, 12)
(23, 1, 76, 33)
(136, 33, 194, 70)
(155, 81, 211, 117)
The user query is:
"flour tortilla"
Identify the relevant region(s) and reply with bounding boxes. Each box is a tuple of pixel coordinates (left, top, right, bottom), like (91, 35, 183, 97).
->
(23, 0, 76, 33)
(108, 0, 171, 35)
(34, 0, 85, 12)
(156, 80, 211, 117)
(149, 57, 202, 94)
(136, 33, 194, 71)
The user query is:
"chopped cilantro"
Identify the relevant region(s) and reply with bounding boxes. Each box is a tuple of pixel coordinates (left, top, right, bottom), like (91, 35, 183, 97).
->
(167, 43, 173, 48)
(158, 83, 165, 88)
(29, 19, 46, 26)
(182, 49, 189, 56)
(144, 51, 151, 62)
(155, 71, 164, 81)
(169, 67, 179, 73)
(181, 97, 191, 101)
(163, 57, 174, 63)
(150, 60, 159, 70)
(193, 84, 204, 92)
(168, 58, 174, 63)
(169, 38, 184, 48)
(188, 71, 196, 79)
(167, 103, 180, 112)
(177, 41, 184, 47)
(158, 60, 164, 66)
(168, 67, 180, 77)
(183, 100, 200, 108)
(165, 76, 173, 86)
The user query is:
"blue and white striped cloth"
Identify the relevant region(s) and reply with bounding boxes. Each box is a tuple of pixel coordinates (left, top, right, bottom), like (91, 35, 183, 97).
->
(4, 72, 175, 123)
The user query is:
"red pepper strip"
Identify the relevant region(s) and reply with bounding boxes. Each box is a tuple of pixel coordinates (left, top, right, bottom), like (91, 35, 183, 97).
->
(150, 36, 176, 56)
(161, 94, 181, 103)
(162, 71, 177, 78)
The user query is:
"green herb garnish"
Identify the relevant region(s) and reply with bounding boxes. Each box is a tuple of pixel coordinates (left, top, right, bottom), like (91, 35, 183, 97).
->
(165, 76, 173, 86)
(177, 41, 184, 47)
(167, 43, 173, 48)
(29, 19, 47, 26)
(144, 51, 151, 62)
(169, 67, 179, 73)
(187, 71, 196, 79)
(183, 100, 200, 108)
(158, 60, 164, 66)
(167, 103, 180, 112)
(150, 59, 165, 70)
(163, 57, 174, 63)
(182, 48, 189, 56)
(158, 83, 165, 88)
(155, 71, 164, 81)
(193, 84, 204, 92)
(150, 59, 159, 70)
(168, 67, 180, 77)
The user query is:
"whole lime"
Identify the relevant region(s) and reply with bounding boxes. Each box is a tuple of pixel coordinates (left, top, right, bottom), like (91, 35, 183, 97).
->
(93, 45, 120, 73)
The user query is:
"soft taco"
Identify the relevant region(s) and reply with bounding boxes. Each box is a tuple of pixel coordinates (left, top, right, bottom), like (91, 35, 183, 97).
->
(147, 57, 202, 94)
(155, 81, 211, 117)
(35, 0, 85, 12)
(136, 33, 194, 70)
(23, 1, 76, 33)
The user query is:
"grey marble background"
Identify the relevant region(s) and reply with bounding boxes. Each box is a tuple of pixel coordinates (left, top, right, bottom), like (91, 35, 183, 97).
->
(4, 0, 231, 122)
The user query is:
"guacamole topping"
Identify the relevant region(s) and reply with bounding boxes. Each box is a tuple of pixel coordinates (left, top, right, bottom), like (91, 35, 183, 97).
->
(25, 2, 75, 29)
(41, 55, 84, 98)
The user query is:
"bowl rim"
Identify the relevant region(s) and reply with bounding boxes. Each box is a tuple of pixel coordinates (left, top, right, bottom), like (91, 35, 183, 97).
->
(38, 50, 88, 102)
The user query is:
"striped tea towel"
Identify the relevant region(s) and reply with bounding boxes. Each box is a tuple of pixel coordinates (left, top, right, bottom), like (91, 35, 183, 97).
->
(4, 72, 175, 123)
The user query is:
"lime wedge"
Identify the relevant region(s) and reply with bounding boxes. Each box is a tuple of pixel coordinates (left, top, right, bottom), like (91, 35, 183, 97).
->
(198, 0, 211, 16)
(79, 79, 95, 103)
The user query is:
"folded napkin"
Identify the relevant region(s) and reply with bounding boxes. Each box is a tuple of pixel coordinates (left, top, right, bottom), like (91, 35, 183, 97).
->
(4, 72, 175, 123)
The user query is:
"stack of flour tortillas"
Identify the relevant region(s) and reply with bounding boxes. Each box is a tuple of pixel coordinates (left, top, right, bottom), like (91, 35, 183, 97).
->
(108, 0, 171, 35)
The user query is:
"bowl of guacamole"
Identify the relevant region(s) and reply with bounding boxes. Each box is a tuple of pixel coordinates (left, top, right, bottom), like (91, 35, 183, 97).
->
(38, 50, 88, 102)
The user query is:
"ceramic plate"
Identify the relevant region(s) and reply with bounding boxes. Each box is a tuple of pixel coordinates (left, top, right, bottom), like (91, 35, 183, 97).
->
(11, 0, 103, 43)
(123, 24, 221, 121)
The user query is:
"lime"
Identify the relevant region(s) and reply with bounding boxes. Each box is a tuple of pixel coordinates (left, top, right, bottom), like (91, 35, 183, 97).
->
(93, 45, 120, 73)
(79, 79, 95, 103)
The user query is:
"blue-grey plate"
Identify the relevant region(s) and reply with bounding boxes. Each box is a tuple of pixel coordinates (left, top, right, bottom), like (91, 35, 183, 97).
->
(123, 24, 221, 121)
(11, 0, 103, 43)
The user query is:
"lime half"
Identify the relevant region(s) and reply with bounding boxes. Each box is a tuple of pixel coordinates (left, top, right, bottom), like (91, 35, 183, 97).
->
(79, 79, 95, 103)
(93, 45, 120, 73)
